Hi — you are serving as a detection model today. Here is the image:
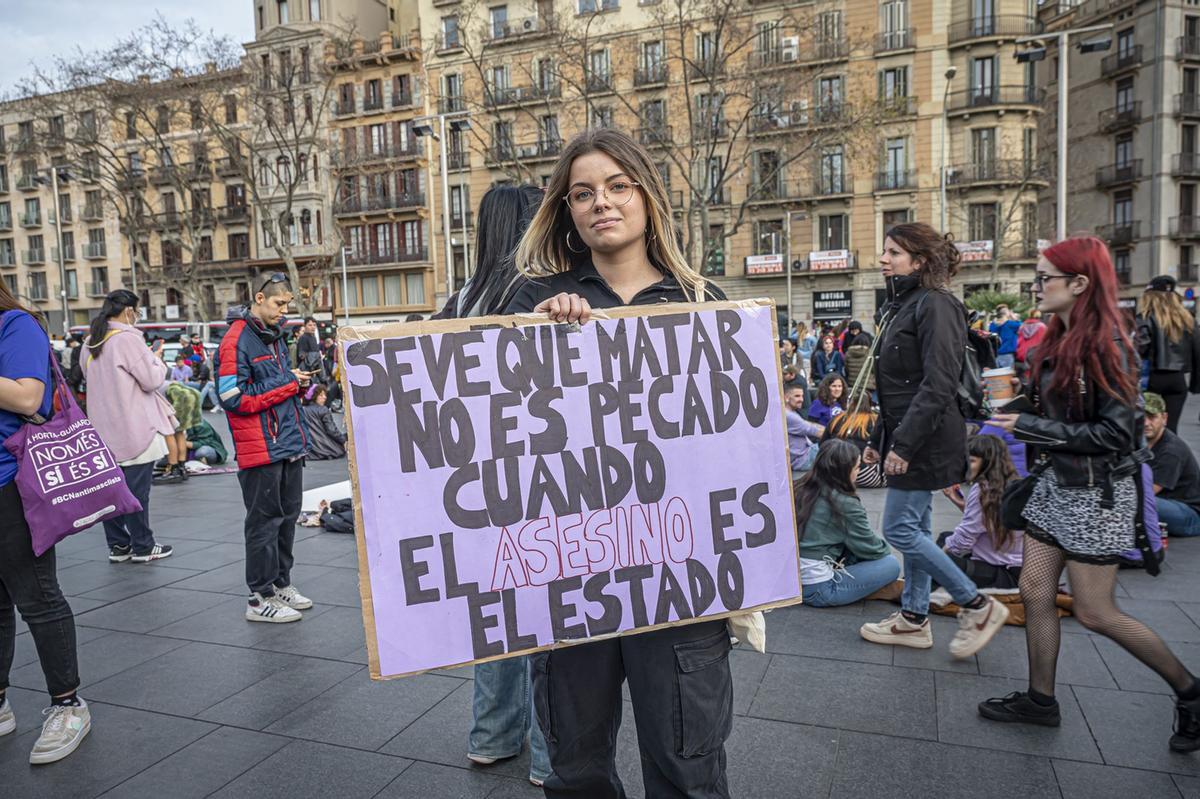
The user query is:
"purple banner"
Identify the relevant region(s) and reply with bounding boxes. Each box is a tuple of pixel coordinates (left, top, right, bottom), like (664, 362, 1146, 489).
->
(341, 302, 800, 678)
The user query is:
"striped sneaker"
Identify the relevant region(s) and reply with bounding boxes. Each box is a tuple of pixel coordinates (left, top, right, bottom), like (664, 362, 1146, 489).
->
(275, 584, 313, 610)
(245, 592, 302, 623)
(0, 697, 15, 736)
(131, 544, 173, 563)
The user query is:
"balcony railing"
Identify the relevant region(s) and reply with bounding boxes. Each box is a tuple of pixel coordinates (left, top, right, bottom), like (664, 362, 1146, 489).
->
(1179, 37, 1200, 60)
(344, 247, 429, 266)
(634, 63, 667, 86)
(875, 170, 916, 191)
(949, 15, 1042, 44)
(16, 174, 38, 191)
(447, 150, 470, 170)
(83, 242, 106, 259)
(875, 28, 916, 53)
(880, 96, 919, 117)
(51, 245, 75, 262)
(1177, 94, 1200, 117)
(216, 156, 244, 177)
(391, 91, 414, 108)
(813, 173, 853, 196)
(438, 96, 466, 114)
(586, 72, 614, 93)
(450, 210, 473, 229)
(334, 99, 357, 117)
(0, 215, 9, 232)
(153, 211, 182, 231)
(947, 85, 1046, 112)
(1095, 160, 1143, 188)
(1170, 216, 1200, 239)
(486, 83, 562, 107)
(1173, 153, 1200, 178)
(636, 125, 673, 147)
(485, 14, 554, 42)
(687, 58, 723, 81)
(219, 205, 250, 223)
(115, 171, 146, 190)
(1101, 45, 1142, 77)
(1099, 102, 1142, 132)
(81, 203, 103, 221)
(19, 211, 40, 227)
(692, 117, 728, 140)
(87, 282, 109, 297)
(362, 94, 385, 112)
(435, 32, 462, 51)
(22, 248, 45, 265)
(0, 252, 13, 267)
(149, 165, 178, 186)
(27, 284, 48, 301)
(804, 37, 850, 62)
(946, 159, 1048, 187)
(486, 139, 562, 164)
(1096, 220, 1141, 246)
(333, 193, 426, 215)
(1181, 263, 1199, 282)
(333, 140, 422, 166)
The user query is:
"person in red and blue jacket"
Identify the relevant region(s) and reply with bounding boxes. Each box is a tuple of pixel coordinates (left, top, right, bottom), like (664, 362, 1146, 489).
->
(214, 275, 314, 625)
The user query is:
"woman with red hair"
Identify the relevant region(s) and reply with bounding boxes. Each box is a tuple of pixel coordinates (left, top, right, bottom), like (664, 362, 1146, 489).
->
(980, 236, 1200, 752)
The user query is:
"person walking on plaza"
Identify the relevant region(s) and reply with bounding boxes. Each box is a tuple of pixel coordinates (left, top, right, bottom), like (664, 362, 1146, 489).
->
(505, 128, 734, 798)
(989, 304, 1022, 369)
(1143, 391, 1200, 538)
(1136, 275, 1200, 432)
(859, 223, 1010, 657)
(216, 275, 312, 623)
(0, 288, 91, 764)
(979, 236, 1200, 752)
(82, 290, 174, 564)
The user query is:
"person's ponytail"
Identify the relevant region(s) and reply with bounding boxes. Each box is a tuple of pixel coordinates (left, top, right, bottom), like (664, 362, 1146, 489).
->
(86, 289, 139, 359)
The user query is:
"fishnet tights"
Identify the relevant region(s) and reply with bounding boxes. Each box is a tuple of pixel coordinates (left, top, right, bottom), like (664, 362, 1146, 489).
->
(1020, 535, 1193, 696)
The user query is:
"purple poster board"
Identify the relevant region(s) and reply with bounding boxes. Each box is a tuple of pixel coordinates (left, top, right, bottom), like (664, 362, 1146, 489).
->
(339, 300, 801, 679)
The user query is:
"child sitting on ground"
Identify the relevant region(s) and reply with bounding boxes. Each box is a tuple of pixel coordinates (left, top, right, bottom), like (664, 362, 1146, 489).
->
(797, 439, 901, 607)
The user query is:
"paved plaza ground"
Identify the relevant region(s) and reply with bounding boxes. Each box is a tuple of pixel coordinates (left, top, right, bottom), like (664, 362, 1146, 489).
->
(6, 405, 1200, 798)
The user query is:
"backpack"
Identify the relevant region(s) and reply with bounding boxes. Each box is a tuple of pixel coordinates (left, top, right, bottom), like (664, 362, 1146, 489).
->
(915, 291, 988, 421)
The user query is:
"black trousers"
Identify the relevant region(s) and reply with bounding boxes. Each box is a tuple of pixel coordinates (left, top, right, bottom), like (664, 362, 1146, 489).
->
(1148, 371, 1188, 433)
(532, 620, 733, 799)
(0, 482, 79, 697)
(237, 458, 303, 596)
(935, 532, 1022, 590)
(102, 461, 156, 554)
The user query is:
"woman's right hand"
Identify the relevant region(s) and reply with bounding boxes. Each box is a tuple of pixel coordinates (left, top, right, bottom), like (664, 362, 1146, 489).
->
(534, 293, 592, 324)
(862, 446, 881, 465)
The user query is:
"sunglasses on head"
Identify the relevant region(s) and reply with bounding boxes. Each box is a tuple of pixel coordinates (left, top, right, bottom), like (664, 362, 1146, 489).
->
(258, 272, 291, 295)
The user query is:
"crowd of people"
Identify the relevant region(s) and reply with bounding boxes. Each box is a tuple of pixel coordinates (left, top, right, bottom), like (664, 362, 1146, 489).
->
(0, 125, 1199, 799)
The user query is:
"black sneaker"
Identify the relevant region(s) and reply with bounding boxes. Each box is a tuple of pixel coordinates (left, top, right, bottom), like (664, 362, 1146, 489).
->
(108, 544, 132, 563)
(978, 691, 1061, 727)
(1171, 696, 1200, 752)
(131, 544, 173, 563)
(153, 467, 184, 485)
(177, 463, 189, 482)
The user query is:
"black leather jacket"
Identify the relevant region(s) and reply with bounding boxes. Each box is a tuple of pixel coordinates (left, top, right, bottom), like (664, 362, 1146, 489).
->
(1014, 350, 1142, 491)
(1136, 314, 1200, 388)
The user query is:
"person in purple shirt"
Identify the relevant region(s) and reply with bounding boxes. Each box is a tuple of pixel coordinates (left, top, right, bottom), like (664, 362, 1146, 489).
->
(169, 354, 192, 383)
(938, 434, 1024, 589)
(786, 384, 824, 477)
(807, 374, 845, 427)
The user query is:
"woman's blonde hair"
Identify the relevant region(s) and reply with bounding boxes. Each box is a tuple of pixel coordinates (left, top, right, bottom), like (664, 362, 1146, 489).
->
(1139, 289, 1195, 343)
(514, 128, 709, 301)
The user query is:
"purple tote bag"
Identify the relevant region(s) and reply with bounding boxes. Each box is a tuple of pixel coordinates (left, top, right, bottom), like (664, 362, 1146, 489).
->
(4, 355, 142, 556)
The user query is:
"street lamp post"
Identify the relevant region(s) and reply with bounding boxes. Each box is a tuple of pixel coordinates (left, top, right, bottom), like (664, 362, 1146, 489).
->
(34, 167, 72, 336)
(414, 112, 471, 303)
(939, 66, 957, 234)
(339, 245, 350, 326)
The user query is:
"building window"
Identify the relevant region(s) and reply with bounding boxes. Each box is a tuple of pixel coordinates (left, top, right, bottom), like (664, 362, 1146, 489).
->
(406, 273, 425, 305)
(883, 208, 913, 232)
(1116, 77, 1134, 111)
(125, 112, 136, 140)
(1114, 250, 1131, 285)
(384, 274, 403, 306)
(490, 5, 508, 38)
(1115, 133, 1133, 168)
(819, 145, 844, 193)
(969, 202, 999, 242)
(278, 0, 289, 24)
(156, 105, 170, 134)
(879, 66, 909, 102)
(819, 214, 848, 250)
(704, 225, 725, 276)
(755, 219, 783, 255)
(361, 275, 379, 306)
(309, 0, 319, 20)
(1114, 190, 1133, 224)
(229, 232, 250, 258)
(442, 16, 459, 47)
(198, 236, 213, 262)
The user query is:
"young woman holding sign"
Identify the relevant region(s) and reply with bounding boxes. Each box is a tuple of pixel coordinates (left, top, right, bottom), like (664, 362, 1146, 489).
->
(504, 128, 732, 798)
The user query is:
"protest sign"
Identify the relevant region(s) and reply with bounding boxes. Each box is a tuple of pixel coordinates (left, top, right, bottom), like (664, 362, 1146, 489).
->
(339, 299, 801, 679)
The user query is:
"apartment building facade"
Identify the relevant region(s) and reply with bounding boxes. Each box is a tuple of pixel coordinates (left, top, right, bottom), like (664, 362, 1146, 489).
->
(1042, 0, 1200, 302)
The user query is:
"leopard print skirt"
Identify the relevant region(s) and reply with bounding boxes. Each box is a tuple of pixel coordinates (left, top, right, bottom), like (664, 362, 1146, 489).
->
(1022, 467, 1137, 565)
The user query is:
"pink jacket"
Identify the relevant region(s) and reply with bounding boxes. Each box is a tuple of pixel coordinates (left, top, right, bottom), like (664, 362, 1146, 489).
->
(81, 322, 177, 462)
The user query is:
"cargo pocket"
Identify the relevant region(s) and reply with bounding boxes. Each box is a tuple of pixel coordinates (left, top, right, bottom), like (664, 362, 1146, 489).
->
(531, 653, 557, 745)
(673, 628, 733, 758)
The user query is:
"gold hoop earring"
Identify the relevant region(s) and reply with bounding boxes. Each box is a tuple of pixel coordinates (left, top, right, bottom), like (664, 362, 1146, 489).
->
(566, 230, 588, 254)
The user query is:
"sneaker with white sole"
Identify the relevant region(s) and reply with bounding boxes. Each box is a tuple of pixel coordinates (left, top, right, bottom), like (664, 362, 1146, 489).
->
(467, 753, 500, 765)
(29, 700, 91, 765)
(949, 596, 1010, 659)
(108, 545, 132, 564)
(245, 592, 302, 623)
(859, 611, 934, 649)
(0, 697, 15, 736)
(275, 584, 313, 610)
(131, 544, 173, 563)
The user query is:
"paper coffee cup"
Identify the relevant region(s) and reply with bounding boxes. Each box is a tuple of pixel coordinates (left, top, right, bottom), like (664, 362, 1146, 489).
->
(982, 367, 1016, 403)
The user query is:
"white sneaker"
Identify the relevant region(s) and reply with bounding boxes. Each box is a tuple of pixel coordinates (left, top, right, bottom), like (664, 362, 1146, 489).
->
(467, 753, 499, 765)
(29, 700, 91, 765)
(0, 697, 15, 736)
(949, 597, 1010, 659)
(245, 592, 302, 623)
(276, 584, 313, 610)
(859, 611, 934, 649)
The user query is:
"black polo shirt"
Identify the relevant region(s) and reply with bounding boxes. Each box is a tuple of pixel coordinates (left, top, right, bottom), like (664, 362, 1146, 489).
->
(1151, 428, 1200, 513)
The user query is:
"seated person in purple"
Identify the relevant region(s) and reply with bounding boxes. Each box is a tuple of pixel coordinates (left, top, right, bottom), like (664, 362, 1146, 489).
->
(938, 435, 1024, 589)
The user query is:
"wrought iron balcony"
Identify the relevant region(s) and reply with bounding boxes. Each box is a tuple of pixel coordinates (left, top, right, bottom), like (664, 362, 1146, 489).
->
(876, 28, 916, 53)
(1096, 220, 1141, 246)
(1170, 216, 1200, 240)
(949, 15, 1042, 44)
(634, 63, 667, 86)
(947, 85, 1046, 113)
(1098, 102, 1142, 132)
(1101, 45, 1142, 77)
(1095, 160, 1143, 188)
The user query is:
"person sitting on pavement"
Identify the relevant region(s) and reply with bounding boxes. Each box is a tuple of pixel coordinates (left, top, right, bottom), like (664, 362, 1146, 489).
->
(158, 381, 201, 485)
(796, 439, 902, 608)
(939, 434, 1025, 590)
(811, 334, 845, 381)
(822, 394, 885, 489)
(1144, 391, 1200, 537)
(186, 353, 221, 412)
(301, 384, 346, 461)
(169, 353, 192, 383)
(186, 417, 228, 466)
(807, 373, 845, 427)
(785, 383, 824, 478)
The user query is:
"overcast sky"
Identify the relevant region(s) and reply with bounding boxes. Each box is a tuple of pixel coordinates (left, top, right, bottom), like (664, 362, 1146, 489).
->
(4, 0, 254, 94)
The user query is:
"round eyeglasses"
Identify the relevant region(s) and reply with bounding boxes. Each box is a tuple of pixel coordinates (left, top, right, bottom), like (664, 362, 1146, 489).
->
(563, 181, 641, 212)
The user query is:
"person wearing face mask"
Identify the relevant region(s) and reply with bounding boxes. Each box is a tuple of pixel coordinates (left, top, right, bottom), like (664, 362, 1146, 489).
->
(859, 223, 1010, 658)
(980, 236, 1200, 752)
(81, 290, 176, 563)
(504, 128, 733, 799)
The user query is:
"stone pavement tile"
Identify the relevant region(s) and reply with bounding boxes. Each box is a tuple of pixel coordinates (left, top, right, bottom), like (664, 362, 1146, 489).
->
(73, 587, 230, 634)
(77, 564, 204, 603)
(748, 653, 938, 740)
(890, 613, 981, 674)
(267, 666, 460, 750)
(0, 701, 215, 797)
(1074, 685, 1200, 776)
(98, 726, 291, 799)
(287, 564, 363, 607)
(828, 729, 1061, 799)
(162, 517, 248, 543)
(150, 596, 336, 648)
(725, 716, 840, 798)
(9, 630, 188, 690)
(1093, 638, 1200, 694)
(762, 604, 894, 665)
(1177, 774, 1200, 798)
(975, 625, 1118, 689)
(147, 542, 246, 572)
(0, 685, 60, 737)
(54, 530, 115, 561)
(85, 641, 308, 717)
(56, 560, 138, 597)
(252, 603, 367, 661)
(1060, 598, 1200, 642)
(1051, 760, 1182, 799)
(1119, 564, 1200, 602)
(374, 760, 521, 798)
(11, 625, 111, 670)
(166, 561, 252, 594)
(208, 739, 412, 799)
(290, 531, 358, 566)
(728, 649, 770, 715)
(197, 656, 362, 729)
(934, 672, 1102, 762)
(1173, 603, 1200, 634)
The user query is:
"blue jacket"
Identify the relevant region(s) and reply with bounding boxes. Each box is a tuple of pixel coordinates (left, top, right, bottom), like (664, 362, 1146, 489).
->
(214, 306, 308, 469)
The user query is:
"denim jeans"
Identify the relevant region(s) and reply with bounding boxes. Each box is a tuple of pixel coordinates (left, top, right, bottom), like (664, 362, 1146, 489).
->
(103, 461, 157, 554)
(995, 353, 1015, 369)
(802, 556, 901, 607)
(1157, 497, 1200, 537)
(186, 381, 220, 410)
(0, 481, 79, 697)
(881, 488, 979, 615)
(192, 445, 219, 463)
(471, 656, 551, 782)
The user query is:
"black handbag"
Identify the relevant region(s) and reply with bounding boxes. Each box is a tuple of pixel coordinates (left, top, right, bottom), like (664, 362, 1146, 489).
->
(1000, 458, 1049, 531)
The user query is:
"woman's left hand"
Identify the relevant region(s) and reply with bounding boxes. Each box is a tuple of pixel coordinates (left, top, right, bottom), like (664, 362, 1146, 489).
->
(988, 412, 1020, 433)
(883, 451, 909, 476)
